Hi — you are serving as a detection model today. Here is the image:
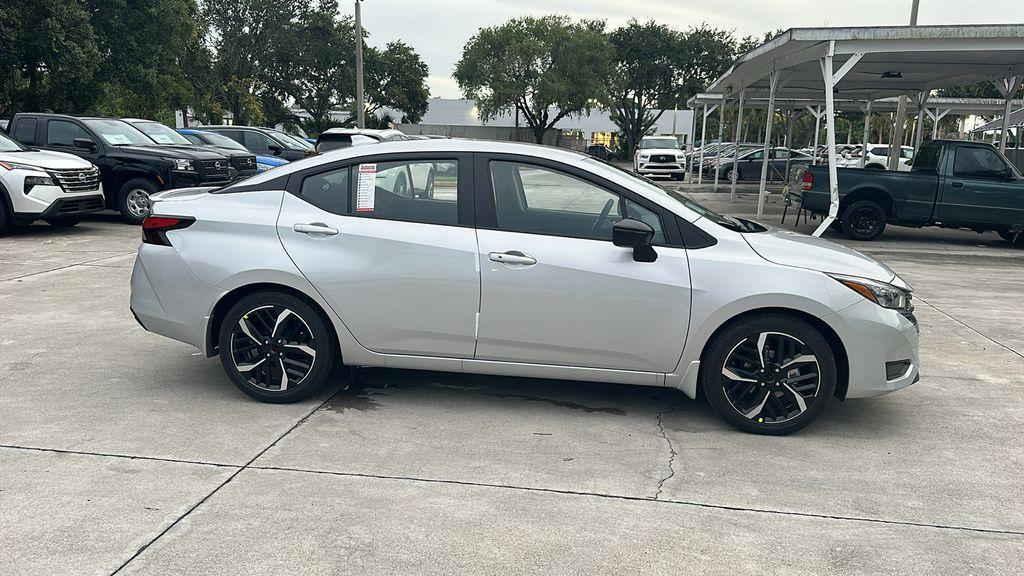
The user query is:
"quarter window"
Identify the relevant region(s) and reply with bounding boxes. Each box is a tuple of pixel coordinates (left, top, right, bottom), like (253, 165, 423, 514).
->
(488, 161, 664, 242)
(300, 167, 351, 215)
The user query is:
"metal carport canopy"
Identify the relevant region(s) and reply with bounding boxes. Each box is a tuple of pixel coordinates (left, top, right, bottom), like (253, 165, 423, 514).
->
(697, 24, 1024, 236)
(973, 107, 1024, 132)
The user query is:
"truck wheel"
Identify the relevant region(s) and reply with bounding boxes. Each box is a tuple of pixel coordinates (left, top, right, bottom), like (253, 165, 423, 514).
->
(998, 231, 1022, 247)
(841, 200, 887, 240)
(118, 178, 157, 225)
(0, 202, 8, 236)
(45, 217, 82, 228)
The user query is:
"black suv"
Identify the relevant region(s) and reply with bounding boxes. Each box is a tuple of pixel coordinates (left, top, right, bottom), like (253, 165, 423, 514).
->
(201, 125, 315, 162)
(123, 119, 257, 181)
(8, 113, 233, 223)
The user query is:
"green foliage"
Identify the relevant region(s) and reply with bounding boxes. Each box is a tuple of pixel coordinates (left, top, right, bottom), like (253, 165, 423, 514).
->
(455, 15, 611, 143)
(366, 41, 430, 124)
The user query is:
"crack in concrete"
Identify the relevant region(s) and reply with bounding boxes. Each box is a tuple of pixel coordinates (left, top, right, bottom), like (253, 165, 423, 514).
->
(653, 405, 679, 500)
(0, 252, 135, 283)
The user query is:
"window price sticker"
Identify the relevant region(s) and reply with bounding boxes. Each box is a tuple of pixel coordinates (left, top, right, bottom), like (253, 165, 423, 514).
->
(356, 163, 376, 212)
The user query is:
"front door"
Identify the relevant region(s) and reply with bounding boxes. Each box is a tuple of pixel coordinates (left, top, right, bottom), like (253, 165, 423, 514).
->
(277, 155, 479, 357)
(938, 145, 1024, 228)
(473, 158, 691, 373)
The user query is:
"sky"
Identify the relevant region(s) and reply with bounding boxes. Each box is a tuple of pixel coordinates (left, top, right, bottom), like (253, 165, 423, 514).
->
(354, 0, 1024, 99)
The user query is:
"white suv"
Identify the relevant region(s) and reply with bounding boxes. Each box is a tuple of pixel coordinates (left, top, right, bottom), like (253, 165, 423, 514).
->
(0, 131, 104, 234)
(634, 136, 685, 180)
(838, 144, 914, 171)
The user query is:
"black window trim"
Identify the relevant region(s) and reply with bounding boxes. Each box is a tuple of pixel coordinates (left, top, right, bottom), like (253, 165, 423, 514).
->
(284, 151, 476, 228)
(473, 152, 691, 248)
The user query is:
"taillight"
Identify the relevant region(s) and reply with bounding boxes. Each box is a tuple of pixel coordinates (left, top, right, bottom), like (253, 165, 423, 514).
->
(801, 170, 814, 191)
(142, 215, 195, 246)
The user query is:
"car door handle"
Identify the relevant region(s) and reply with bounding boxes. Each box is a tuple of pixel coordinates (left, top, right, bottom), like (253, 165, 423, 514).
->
(293, 223, 339, 236)
(489, 251, 537, 265)
(950, 181, 964, 188)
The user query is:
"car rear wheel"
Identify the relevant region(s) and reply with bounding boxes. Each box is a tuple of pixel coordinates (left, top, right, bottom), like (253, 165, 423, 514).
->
(118, 178, 157, 225)
(841, 200, 887, 240)
(218, 291, 335, 403)
(702, 314, 836, 435)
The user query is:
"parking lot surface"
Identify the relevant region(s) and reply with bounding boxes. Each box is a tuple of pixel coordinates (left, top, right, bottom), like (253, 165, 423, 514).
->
(2, 192, 1023, 575)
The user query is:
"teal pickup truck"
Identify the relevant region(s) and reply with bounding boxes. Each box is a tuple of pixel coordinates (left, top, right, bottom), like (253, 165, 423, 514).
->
(797, 140, 1024, 243)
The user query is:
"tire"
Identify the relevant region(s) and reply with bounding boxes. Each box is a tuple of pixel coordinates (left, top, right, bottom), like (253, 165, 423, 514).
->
(998, 230, 1022, 246)
(118, 178, 158, 225)
(393, 172, 409, 197)
(840, 200, 887, 240)
(217, 291, 335, 403)
(0, 200, 9, 236)
(46, 217, 81, 228)
(865, 164, 886, 170)
(702, 314, 836, 435)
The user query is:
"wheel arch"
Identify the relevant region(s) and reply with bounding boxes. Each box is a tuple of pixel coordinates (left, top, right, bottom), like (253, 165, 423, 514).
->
(205, 282, 340, 361)
(696, 306, 850, 401)
(841, 186, 895, 218)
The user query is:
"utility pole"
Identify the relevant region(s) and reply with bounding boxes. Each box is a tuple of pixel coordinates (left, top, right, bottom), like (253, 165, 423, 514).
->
(889, 0, 919, 170)
(355, 0, 366, 129)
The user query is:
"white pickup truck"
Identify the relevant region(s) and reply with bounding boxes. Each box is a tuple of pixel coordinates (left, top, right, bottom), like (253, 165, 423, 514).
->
(0, 130, 104, 234)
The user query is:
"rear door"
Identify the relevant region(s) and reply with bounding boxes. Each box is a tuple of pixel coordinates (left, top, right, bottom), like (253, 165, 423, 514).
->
(472, 155, 691, 373)
(277, 153, 480, 357)
(938, 145, 1024, 228)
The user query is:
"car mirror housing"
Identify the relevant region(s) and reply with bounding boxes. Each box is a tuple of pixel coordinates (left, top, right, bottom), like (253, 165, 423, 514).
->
(73, 137, 96, 150)
(613, 218, 657, 262)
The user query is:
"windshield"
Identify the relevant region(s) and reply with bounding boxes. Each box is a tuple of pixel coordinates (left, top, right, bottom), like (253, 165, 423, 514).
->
(199, 131, 249, 152)
(0, 131, 26, 152)
(585, 157, 764, 233)
(82, 119, 154, 146)
(640, 138, 679, 150)
(270, 130, 311, 151)
(134, 121, 193, 146)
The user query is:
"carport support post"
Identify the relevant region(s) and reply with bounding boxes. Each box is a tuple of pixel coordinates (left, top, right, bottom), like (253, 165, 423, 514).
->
(997, 76, 1022, 154)
(912, 91, 929, 153)
(807, 105, 822, 165)
(757, 71, 779, 218)
(813, 42, 845, 238)
(698, 104, 709, 185)
(713, 93, 726, 192)
(783, 109, 795, 186)
(730, 88, 746, 203)
(859, 100, 873, 168)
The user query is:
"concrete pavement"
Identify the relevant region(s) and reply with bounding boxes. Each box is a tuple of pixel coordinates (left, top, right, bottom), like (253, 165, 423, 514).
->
(1, 200, 1022, 575)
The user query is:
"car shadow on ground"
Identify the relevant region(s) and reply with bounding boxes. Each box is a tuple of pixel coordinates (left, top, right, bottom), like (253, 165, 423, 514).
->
(319, 367, 907, 439)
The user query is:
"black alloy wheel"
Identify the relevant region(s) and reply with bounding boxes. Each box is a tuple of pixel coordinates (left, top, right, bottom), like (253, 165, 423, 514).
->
(703, 315, 836, 435)
(840, 200, 887, 240)
(218, 292, 334, 403)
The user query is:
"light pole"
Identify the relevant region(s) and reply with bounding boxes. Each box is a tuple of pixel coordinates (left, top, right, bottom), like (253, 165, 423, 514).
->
(355, 0, 366, 129)
(889, 0, 919, 169)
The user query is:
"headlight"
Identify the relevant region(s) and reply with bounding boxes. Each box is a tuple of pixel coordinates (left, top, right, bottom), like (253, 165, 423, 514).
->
(830, 274, 912, 310)
(0, 161, 48, 173)
(172, 159, 195, 171)
(24, 175, 56, 192)
(256, 163, 274, 171)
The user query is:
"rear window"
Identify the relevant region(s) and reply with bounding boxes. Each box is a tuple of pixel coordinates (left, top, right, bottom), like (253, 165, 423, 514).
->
(911, 144, 941, 174)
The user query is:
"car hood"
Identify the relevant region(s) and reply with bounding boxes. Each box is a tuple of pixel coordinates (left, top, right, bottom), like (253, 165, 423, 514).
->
(256, 155, 288, 166)
(0, 149, 93, 170)
(112, 145, 227, 160)
(743, 226, 898, 284)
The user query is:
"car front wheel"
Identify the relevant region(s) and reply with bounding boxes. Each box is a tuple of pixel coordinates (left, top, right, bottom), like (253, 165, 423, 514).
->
(118, 178, 157, 225)
(218, 291, 335, 403)
(702, 314, 836, 435)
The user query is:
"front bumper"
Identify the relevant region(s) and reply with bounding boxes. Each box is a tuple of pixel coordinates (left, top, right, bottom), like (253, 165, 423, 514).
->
(824, 299, 920, 398)
(636, 162, 685, 176)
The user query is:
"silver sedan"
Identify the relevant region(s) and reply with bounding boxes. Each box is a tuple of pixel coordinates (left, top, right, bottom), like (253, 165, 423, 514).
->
(130, 139, 919, 435)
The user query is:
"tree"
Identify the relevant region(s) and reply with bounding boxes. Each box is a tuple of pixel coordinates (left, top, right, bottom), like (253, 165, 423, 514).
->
(86, 0, 202, 118)
(455, 15, 611, 144)
(277, 10, 356, 134)
(202, 0, 320, 125)
(0, 0, 100, 117)
(365, 41, 429, 124)
(604, 20, 685, 156)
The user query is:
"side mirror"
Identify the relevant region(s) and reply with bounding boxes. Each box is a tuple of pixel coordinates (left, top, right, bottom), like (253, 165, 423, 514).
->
(268, 144, 283, 156)
(73, 137, 96, 150)
(613, 218, 657, 263)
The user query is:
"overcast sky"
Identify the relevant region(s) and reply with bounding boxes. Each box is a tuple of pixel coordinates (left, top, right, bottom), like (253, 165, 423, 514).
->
(355, 0, 1024, 99)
